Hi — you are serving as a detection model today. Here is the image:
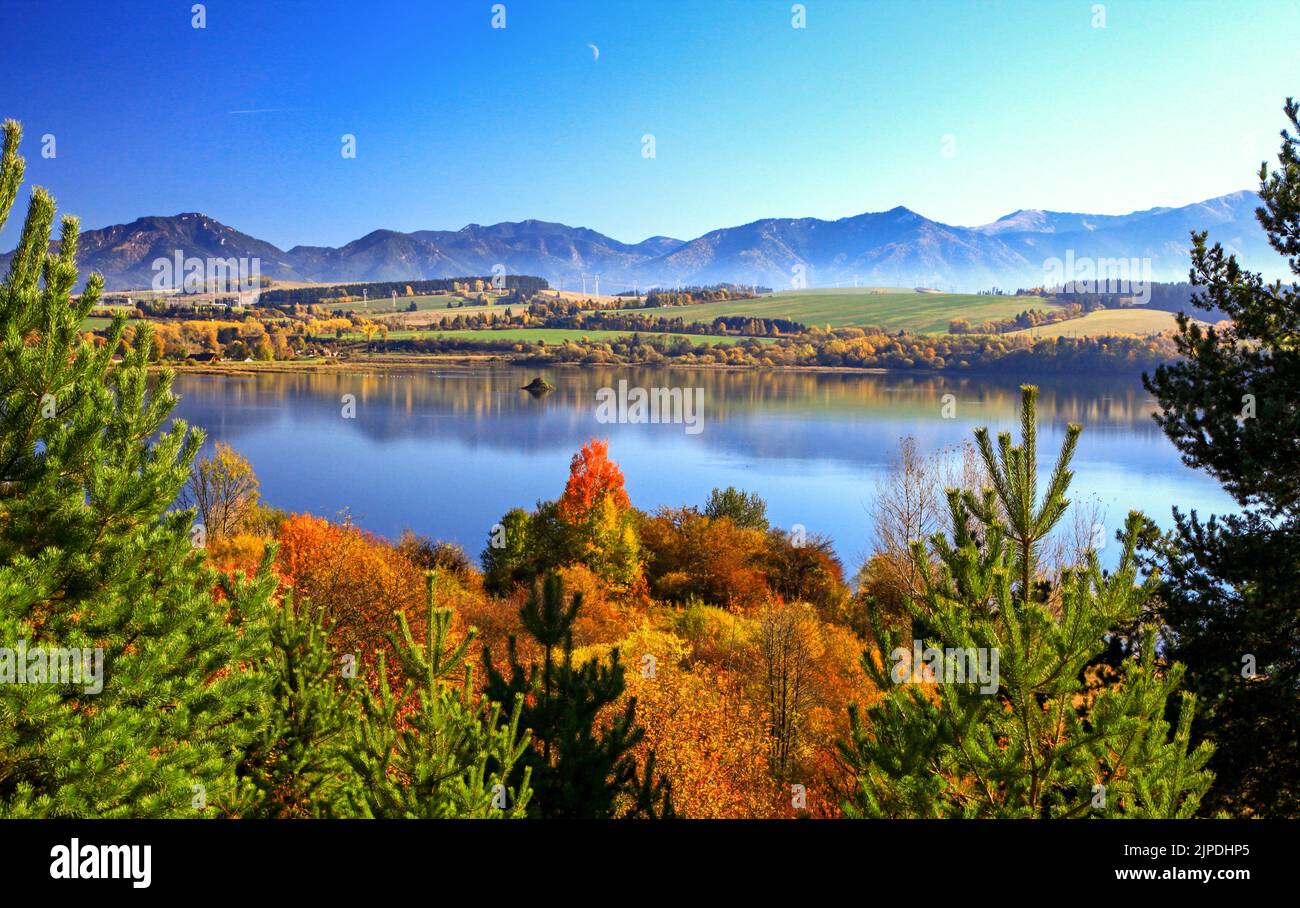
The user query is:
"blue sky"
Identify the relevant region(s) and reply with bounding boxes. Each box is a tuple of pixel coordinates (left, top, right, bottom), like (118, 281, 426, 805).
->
(1, 0, 1297, 249)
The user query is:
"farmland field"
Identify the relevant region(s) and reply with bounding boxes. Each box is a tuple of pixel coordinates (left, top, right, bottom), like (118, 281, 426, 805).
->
(1007, 307, 1187, 338)
(621, 288, 1055, 333)
(377, 299, 528, 326)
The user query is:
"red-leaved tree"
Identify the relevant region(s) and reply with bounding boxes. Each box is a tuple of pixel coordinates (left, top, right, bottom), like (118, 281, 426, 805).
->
(558, 438, 631, 523)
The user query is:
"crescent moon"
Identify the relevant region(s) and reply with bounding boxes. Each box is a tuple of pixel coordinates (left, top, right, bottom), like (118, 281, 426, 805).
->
(588, 43, 599, 61)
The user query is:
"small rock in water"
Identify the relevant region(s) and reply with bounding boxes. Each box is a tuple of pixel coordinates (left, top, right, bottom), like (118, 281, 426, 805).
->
(520, 376, 555, 396)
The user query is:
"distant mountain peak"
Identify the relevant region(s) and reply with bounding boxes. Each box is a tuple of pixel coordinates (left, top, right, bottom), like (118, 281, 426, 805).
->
(4, 190, 1273, 292)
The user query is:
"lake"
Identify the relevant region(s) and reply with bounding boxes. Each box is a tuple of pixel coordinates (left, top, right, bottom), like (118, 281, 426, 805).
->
(169, 366, 1238, 573)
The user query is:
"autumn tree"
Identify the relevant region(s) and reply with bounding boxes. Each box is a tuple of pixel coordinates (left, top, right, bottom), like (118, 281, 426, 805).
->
(840, 386, 1214, 818)
(866, 437, 986, 615)
(764, 529, 849, 620)
(757, 599, 822, 779)
(557, 438, 631, 521)
(182, 441, 261, 540)
(868, 436, 948, 609)
(487, 439, 643, 591)
(569, 492, 643, 589)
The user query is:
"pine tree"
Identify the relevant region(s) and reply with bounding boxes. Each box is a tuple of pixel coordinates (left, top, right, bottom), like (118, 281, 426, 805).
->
(1142, 97, 1300, 817)
(483, 572, 672, 818)
(0, 120, 275, 817)
(839, 386, 1213, 818)
(341, 571, 533, 818)
(234, 585, 357, 818)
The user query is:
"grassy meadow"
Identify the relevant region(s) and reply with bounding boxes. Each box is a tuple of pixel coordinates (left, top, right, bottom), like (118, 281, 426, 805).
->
(1008, 307, 1187, 338)
(623, 287, 1056, 332)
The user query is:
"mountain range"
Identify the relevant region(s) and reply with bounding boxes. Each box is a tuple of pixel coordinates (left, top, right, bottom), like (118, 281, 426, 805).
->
(5, 191, 1277, 293)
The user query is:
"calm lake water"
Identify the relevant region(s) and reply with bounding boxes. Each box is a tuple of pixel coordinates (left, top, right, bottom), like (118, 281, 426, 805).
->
(170, 366, 1238, 573)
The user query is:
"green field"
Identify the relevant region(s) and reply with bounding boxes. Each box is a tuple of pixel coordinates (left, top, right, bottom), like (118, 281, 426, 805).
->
(336, 327, 773, 346)
(623, 288, 1055, 333)
(1008, 307, 1187, 338)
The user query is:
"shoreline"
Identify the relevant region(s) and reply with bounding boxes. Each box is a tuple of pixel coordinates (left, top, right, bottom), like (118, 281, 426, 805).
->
(154, 355, 898, 377)
(152, 353, 1158, 380)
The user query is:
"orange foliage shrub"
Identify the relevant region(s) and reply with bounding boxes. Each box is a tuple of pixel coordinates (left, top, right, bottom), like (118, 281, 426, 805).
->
(274, 513, 425, 670)
(666, 602, 873, 818)
(582, 625, 780, 819)
(448, 562, 638, 699)
(440, 571, 542, 676)
(205, 532, 268, 580)
(555, 563, 629, 647)
(640, 508, 769, 611)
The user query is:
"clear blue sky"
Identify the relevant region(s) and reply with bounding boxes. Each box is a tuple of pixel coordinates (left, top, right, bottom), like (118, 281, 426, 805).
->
(1, 0, 1297, 249)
